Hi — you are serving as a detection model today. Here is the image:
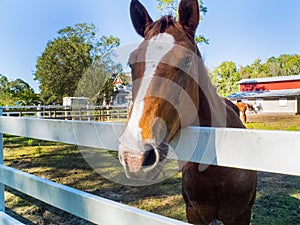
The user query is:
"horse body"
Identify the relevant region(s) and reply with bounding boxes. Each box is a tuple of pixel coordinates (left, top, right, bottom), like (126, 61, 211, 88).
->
(119, 0, 257, 224)
(183, 93, 257, 224)
(236, 102, 257, 123)
(236, 102, 248, 123)
(182, 164, 257, 224)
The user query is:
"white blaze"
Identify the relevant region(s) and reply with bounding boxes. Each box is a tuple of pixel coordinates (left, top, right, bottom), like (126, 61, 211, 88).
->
(119, 33, 175, 151)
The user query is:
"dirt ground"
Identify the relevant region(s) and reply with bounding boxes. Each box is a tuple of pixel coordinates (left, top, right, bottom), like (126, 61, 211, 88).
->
(246, 112, 300, 131)
(247, 112, 297, 122)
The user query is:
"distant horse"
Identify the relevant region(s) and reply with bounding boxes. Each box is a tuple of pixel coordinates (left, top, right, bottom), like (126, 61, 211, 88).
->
(236, 102, 257, 123)
(119, 0, 257, 224)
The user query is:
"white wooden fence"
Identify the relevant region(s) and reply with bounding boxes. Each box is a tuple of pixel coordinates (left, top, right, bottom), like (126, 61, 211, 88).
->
(0, 108, 300, 224)
(2, 105, 128, 121)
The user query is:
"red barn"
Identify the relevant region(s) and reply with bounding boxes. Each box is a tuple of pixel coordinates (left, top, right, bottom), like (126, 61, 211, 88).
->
(227, 75, 300, 114)
(239, 75, 300, 92)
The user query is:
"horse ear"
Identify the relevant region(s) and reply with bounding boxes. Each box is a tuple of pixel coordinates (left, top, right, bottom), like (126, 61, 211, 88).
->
(178, 0, 199, 36)
(130, 0, 153, 37)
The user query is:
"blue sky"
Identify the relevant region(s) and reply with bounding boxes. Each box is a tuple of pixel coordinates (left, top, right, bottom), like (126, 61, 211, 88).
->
(1, 0, 300, 92)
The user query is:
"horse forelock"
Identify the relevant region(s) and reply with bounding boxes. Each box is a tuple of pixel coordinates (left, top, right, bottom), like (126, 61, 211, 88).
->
(144, 15, 188, 41)
(145, 16, 175, 36)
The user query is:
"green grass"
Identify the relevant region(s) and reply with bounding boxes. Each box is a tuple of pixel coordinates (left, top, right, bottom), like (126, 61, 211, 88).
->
(3, 114, 300, 224)
(252, 173, 300, 225)
(3, 135, 184, 224)
(246, 113, 300, 131)
(246, 122, 300, 131)
(246, 114, 300, 225)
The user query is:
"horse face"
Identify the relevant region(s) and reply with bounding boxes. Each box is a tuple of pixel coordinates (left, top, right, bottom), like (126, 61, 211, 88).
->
(119, 0, 200, 181)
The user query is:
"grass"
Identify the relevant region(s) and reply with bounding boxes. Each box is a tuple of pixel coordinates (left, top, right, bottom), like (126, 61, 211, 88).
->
(246, 113, 300, 131)
(252, 173, 300, 225)
(246, 113, 300, 225)
(3, 135, 184, 224)
(2, 113, 300, 224)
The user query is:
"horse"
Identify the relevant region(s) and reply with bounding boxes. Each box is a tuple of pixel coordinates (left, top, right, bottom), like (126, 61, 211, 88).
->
(118, 0, 257, 224)
(235, 101, 257, 123)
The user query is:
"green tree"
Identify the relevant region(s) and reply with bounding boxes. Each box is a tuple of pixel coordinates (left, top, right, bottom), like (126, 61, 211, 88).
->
(240, 54, 300, 79)
(156, 0, 209, 44)
(0, 74, 10, 93)
(75, 61, 122, 104)
(9, 79, 40, 106)
(260, 56, 284, 77)
(210, 61, 241, 97)
(93, 73, 130, 105)
(240, 58, 266, 79)
(95, 76, 116, 106)
(34, 23, 120, 104)
(0, 74, 13, 105)
(0, 74, 39, 106)
(277, 54, 300, 76)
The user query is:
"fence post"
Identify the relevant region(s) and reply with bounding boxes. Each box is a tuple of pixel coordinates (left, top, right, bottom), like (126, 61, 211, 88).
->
(65, 105, 68, 120)
(5, 106, 10, 117)
(106, 110, 110, 121)
(0, 108, 5, 212)
(37, 104, 42, 118)
(87, 104, 91, 121)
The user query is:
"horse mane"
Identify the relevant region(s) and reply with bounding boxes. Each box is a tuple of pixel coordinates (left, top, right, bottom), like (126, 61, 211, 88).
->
(145, 15, 184, 38)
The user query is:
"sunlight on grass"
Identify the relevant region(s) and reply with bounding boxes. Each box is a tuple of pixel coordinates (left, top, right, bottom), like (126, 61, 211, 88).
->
(291, 193, 300, 200)
(131, 195, 186, 221)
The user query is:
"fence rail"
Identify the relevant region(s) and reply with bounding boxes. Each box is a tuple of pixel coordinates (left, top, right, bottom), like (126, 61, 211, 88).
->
(2, 105, 128, 121)
(0, 165, 186, 225)
(0, 110, 300, 224)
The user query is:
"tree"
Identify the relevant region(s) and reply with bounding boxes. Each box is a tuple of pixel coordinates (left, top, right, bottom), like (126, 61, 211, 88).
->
(75, 61, 122, 104)
(0, 74, 9, 93)
(210, 61, 241, 97)
(240, 58, 266, 79)
(156, 0, 209, 44)
(0, 74, 13, 106)
(239, 54, 300, 79)
(0, 74, 39, 106)
(91, 73, 130, 105)
(9, 79, 40, 106)
(277, 54, 300, 76)
(57, 24, 120, 60)
(34, 23, 120, 104)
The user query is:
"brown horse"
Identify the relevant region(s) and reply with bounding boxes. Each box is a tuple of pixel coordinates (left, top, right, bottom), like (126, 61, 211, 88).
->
(236, 102, 257, 123)
(119, 0, 257, 224)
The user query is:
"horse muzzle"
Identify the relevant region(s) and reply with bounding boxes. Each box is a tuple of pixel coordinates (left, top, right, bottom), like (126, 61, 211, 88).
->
(119, 142, 169, 181)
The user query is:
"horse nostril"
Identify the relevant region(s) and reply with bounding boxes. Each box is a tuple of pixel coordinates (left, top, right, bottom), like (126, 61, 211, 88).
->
(142, 144, 158, 167)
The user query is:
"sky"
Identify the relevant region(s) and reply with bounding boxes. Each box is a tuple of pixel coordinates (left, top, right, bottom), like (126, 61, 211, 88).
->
(1, 0, 300, 92)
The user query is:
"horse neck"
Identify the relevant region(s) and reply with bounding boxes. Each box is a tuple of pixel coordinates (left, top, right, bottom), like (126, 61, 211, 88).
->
(194, 60, 242, 128)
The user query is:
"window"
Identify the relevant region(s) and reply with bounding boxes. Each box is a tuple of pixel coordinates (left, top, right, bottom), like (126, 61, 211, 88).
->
(279, 97, 287, 107)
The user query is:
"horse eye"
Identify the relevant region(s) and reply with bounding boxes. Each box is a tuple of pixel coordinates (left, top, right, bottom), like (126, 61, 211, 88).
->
(183, 56, 192, 67)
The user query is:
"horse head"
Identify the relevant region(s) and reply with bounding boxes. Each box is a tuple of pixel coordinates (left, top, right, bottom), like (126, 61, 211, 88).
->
(119, 0, 210, 181)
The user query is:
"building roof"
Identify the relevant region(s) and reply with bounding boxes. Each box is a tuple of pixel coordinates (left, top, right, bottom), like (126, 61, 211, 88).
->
(227, 88, 300, 99)
(238, 75, 300, 84)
